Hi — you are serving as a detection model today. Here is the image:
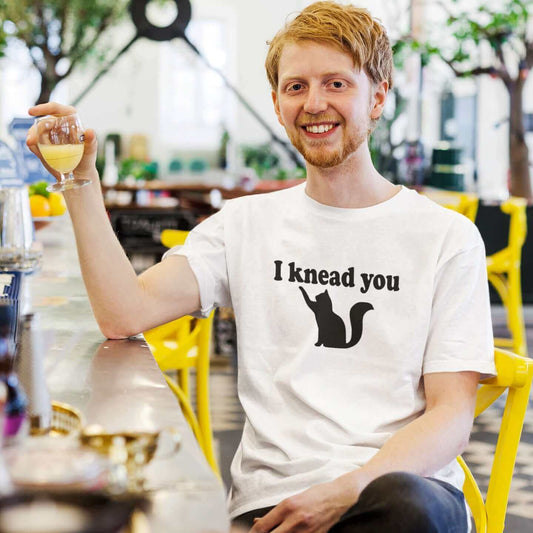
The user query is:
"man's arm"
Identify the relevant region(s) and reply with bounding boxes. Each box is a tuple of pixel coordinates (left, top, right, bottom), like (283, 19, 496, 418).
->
(251, 370, 479, 533)
(27, 103, 200, 338)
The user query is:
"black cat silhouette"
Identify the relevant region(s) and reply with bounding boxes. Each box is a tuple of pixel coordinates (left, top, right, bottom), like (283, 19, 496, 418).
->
(299, 286, 373, 348)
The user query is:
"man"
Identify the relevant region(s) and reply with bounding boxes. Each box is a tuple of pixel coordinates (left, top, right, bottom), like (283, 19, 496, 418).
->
(28, 2, 495, 532)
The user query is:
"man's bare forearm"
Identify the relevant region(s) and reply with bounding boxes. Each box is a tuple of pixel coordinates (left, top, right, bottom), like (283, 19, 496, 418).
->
(336, 403, 474, 502)
(63, 172, 144, 338)
(63, 174, 201, 338)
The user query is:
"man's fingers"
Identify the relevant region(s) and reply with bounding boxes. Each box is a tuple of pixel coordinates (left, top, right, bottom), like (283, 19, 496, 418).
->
(250, 506, 285, 533)
(28, 102, 77, 118)
(25, 116, 97, 180)
(82, 128, 98, 155)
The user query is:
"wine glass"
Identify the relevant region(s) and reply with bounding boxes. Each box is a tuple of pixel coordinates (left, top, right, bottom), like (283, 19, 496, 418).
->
(36, 114, 91, 192)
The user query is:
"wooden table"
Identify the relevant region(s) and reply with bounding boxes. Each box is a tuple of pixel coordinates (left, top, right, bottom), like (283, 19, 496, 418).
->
(25, 215, 229, 532)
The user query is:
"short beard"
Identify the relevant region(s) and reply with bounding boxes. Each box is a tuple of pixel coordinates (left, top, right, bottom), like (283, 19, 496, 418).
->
(288, 129, 365, 169)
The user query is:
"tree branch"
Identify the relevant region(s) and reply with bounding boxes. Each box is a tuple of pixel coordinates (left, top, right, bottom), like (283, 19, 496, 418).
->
(65, 6, 88, 57)
(494, 42, 513, 85)
(29, 49, 44, 74)
(440, 57, 492, 78)
(63, 15, 113, 79)
(59, 0, 68, 55)
(35, 0, 50, 57)
(526, 40, 533, 69)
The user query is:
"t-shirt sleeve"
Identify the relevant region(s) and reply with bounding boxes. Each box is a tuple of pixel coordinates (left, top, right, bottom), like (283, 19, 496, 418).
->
(423, 233, 496, 378)
(163, 208, 231, 317)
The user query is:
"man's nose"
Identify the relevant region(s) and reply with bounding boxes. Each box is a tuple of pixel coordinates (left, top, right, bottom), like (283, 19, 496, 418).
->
(303, 86, 327, 114)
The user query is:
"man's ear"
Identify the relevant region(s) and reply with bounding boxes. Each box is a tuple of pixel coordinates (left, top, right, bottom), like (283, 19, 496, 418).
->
(272, 90, 284, 126)
(370, 80, 389, 120)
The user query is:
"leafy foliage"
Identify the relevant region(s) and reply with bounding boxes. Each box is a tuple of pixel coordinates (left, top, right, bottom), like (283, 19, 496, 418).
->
(407, 0, 533, 197)
(119, 157, 158, 182)
(241, 143, 281, 178)
(407, 0, 533, 85)
(0, 0, 130, 103)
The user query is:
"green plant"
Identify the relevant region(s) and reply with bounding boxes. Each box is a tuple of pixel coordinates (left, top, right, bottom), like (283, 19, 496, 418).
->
(119, 158, 157, 182)
(0, 0, 130, 104)
(408, 0, 533, 199)
(241, 143, 280, 178)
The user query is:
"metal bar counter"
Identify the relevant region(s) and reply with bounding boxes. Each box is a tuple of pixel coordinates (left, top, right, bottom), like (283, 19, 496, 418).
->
(26, 216, 229, 532)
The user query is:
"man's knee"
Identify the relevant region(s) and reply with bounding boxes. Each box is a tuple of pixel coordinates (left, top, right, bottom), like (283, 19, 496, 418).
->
(362, 472, 429, 501)
(357, 472, 442, 530)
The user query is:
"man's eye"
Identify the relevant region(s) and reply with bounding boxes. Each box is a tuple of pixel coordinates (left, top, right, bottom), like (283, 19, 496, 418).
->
(288, 83, 303, 92)
(331, 81, 344, 89)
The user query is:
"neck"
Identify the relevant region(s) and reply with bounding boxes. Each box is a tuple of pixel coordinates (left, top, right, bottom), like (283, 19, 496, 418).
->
(304, 143, 400, 208)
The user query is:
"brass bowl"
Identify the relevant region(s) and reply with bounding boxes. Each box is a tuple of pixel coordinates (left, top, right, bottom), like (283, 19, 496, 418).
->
(50, 401, 84, 435)
(30, 401, 84, 437)
(79, 426, 181, 466)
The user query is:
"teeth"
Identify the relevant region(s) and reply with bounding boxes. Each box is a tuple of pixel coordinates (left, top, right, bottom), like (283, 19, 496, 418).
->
(306, 124, 334, 133)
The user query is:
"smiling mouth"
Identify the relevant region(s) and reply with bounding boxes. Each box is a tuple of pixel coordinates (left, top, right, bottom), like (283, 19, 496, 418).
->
(301, 123, 339, 134)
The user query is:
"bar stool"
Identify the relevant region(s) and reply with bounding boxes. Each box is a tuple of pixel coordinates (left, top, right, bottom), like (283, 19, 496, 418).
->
(486, 198, 528, 357)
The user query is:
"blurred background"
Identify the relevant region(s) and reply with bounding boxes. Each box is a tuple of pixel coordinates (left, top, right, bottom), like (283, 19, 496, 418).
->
(0, 0, 531, 199)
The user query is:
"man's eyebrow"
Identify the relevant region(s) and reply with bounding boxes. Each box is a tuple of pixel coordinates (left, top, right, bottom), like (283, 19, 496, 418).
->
(279, 71, 356, 83)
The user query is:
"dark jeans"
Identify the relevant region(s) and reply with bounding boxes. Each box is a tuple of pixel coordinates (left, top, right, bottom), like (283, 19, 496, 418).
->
(232, 472, 468, 533)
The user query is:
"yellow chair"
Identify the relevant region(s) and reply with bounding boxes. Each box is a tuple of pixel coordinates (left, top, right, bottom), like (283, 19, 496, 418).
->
(160, 229, 189, 250)
(144, 228, 220, 477)
(486, 198, 528, 357)
(452, 192, 479, 223)
(422, 189, 479, 223)
(458, 348, 533, 533)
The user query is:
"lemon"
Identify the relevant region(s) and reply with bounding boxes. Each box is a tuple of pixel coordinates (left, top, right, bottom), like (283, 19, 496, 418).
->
(29, 194, 51, 217)
(48, 192, 67, 216)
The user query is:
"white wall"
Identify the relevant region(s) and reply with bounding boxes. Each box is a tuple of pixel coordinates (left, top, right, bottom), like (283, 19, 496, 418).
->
(476, 77, 511, 200)
(72, 30, 161, 158)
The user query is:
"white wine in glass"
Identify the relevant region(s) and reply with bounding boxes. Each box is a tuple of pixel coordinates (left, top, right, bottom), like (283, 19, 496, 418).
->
(36, 114, 90, 192)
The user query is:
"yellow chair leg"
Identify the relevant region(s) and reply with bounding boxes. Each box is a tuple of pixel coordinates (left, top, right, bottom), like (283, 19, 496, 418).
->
(507, 270, 527, 357)
(164, 372, 221, 479)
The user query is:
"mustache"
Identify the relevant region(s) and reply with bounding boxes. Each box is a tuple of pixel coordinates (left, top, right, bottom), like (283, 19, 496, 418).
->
(297, 115, 342, 126)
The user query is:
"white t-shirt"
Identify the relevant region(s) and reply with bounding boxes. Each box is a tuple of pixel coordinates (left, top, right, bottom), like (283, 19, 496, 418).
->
(168, 184, 496, 518)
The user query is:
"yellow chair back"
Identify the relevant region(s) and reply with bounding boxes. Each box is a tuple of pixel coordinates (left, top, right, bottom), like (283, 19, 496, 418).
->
(144, 228, 220, 477)
(486, 198, 528, 356)
(160, 229, 189, 249)
(453, 192, 479, 223)
(422, 189, 479, 223)
(458, 348, 533, 533)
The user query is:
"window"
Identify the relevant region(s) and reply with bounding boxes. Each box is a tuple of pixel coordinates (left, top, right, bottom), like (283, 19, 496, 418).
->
(159, 14, 234, 149)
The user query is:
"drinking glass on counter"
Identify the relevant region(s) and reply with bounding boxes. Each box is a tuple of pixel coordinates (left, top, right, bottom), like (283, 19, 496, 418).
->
(36, 114, 89, 192)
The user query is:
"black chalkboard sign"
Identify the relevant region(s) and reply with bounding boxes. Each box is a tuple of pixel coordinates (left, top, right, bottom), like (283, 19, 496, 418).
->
(109, 208, 196, 258)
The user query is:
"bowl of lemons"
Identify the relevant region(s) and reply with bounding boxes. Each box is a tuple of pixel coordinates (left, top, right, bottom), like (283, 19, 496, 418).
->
(29, 181, 67, 230)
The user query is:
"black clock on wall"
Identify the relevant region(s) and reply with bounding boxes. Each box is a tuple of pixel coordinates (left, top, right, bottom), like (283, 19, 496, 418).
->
(130, 0, 192, 41)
